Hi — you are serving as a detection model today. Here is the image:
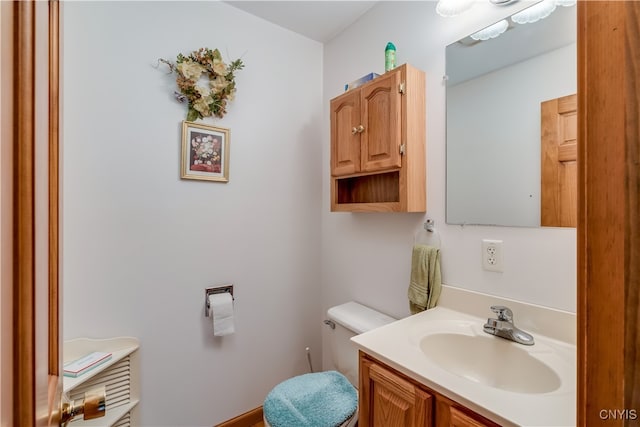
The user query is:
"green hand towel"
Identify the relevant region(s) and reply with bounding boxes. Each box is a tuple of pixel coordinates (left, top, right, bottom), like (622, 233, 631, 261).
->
(408, 244, 442, 314)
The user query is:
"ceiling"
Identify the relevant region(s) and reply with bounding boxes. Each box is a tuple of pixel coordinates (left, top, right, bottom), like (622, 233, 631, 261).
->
(224, 1, 378, 43)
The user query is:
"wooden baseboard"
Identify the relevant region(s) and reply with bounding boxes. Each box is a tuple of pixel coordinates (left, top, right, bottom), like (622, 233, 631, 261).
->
(215, 407, 263, 427)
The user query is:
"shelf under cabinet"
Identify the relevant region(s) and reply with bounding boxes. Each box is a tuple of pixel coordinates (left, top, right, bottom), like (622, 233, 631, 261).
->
(331, 170, 422, 212)
(336, 171, 400, 204)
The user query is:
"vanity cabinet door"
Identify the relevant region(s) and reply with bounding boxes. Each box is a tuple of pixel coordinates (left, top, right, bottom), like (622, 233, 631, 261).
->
(360, 357, 434, 427)
(360, 352, 501, 427)
(435, 394, 499, 427)
(449, 407, 492, 427)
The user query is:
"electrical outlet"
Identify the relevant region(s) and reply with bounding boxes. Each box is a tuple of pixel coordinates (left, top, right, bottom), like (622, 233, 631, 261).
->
(482, 239, 503, 272)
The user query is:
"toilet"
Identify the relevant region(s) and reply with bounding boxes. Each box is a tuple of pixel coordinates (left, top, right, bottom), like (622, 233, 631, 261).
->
(263, 301, 396, 427)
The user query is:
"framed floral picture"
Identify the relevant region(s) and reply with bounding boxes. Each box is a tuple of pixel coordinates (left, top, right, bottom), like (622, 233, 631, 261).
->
(181, 121, 230, 182)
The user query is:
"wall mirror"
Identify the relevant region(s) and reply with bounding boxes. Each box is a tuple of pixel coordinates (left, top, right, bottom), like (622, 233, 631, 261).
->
(445, 2, 577, 227)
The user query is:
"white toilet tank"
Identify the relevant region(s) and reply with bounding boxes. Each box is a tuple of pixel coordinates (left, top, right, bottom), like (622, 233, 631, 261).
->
(326, 301, 396, 387)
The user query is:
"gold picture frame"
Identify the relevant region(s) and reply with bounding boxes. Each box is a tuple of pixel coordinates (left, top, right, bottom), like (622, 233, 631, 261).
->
(181, 121, 230, 182)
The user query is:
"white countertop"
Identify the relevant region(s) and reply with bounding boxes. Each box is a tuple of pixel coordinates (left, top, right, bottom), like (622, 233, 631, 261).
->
(351, 286, 576, 427)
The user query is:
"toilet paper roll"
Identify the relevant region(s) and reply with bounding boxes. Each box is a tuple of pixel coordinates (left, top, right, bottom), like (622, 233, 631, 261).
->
(208, 293, 235, 336)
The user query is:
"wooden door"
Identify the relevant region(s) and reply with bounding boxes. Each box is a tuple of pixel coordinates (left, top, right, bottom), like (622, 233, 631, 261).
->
(360, 70, 403, 173)
(541, 94, 578, 227)
(330, 89, 361, 176)
(0, 1, 61, 426)
(577, 2, 640, 425)
(360, 357, 433, 427)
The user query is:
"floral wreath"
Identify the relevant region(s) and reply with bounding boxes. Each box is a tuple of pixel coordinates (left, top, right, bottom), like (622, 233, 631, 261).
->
(159, 48, 244, 121)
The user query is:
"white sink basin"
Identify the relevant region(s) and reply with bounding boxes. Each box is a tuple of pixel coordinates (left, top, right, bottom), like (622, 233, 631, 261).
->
(419, 332, 561, 394)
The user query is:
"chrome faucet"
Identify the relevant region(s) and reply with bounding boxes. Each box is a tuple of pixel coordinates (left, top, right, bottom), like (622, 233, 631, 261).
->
(483, 305, 535, 346)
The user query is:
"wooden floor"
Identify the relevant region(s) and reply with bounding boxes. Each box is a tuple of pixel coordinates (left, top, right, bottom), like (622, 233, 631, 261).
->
(215, 407, 264, 427)
(217, 407, 356, 427)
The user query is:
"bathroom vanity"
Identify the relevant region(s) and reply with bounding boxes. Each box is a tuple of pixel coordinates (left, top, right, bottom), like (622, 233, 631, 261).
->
(352, 286, 576, 427)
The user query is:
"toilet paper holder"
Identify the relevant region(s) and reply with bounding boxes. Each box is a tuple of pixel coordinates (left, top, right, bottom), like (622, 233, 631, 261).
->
(205, 285, 234, 317)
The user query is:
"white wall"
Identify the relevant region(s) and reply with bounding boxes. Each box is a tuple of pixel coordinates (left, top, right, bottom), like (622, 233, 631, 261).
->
(63, 1, 578, 423)
(62, 2, 323, 426)
(321, 1, 576, 368)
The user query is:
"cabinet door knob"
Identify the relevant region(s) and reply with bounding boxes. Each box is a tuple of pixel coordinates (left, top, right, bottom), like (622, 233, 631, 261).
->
(353, 125, 365, 134)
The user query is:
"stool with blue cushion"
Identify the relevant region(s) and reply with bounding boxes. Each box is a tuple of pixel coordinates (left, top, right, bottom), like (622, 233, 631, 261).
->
(263, 371, 358, 427)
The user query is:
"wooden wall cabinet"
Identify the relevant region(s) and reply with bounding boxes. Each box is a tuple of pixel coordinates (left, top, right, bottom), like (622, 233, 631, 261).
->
(359, 352, 500, 427)
(330, 64, 426, 212)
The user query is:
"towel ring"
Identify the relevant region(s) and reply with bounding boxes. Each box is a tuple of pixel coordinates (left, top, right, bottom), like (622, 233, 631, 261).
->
(415, 219, 441, 248)
(424, 219, 435, 232)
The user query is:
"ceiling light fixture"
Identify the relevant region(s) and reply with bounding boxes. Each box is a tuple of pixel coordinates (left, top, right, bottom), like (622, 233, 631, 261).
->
(470, 19, 509, 41)
(437, 0, 576, 21)
(511, 0, 556, 24)
(436, 0, 475, 18)
(555, 0, 577, 6)
(511, 0, 576, 24)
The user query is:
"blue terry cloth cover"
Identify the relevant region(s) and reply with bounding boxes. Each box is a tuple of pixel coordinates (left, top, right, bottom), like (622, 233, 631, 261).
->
(263, 371, 357, 427)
